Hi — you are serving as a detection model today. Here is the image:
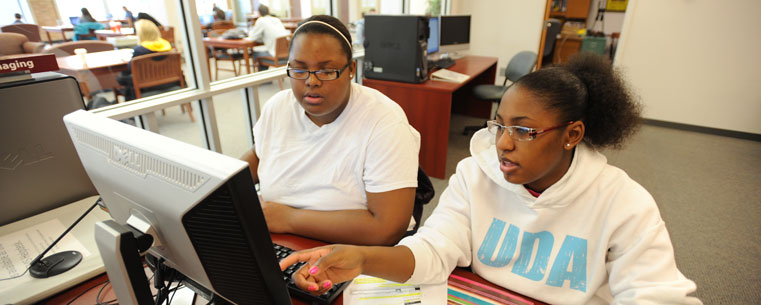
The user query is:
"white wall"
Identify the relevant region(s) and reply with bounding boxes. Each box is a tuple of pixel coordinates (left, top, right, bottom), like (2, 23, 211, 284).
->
(615, 0, 761, 134)
(451, 0, 546, 85)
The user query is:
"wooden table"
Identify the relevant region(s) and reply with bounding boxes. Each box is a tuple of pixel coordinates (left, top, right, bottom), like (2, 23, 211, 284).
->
(95, 27, 134, 40)
(363, 56, 498, 179)
(56, 49, 133, 97)
(203, 37, 261, 74)
(41, 25, 74, 43)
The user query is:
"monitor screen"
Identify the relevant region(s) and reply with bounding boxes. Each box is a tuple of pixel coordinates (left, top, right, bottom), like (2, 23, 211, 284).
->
(439, 15, 471, 53)
(427, 16, 439, 54)
(0, 73, 96, 226)
(69, 16, 80, 25)
(64, 110, 292, 304)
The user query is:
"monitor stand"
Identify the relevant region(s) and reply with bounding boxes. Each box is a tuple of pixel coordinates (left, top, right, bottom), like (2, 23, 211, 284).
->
(94, 220, 154, 305)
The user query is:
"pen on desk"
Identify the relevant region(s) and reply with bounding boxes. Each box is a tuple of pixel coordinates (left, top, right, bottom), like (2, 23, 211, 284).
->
(350, 286, 421, 296)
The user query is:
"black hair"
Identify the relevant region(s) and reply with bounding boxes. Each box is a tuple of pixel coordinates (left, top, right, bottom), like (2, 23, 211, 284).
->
(258, 4, 270, 16)
(514, 53, 641, 149)
(15, 13, 21, 19)
(80, 8, 95, 23)
(136, 12, 162, 27)
(290, 15, 353, 63)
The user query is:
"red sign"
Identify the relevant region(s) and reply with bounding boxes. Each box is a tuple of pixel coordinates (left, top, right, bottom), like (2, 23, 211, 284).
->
(0, 53, 59, 75)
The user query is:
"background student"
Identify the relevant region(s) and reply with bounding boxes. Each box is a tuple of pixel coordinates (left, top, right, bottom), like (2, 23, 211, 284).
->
(241, 15, 420, 246)
(248, 4, 289, 70)
(280, 53, 703, 304)
(116, 19, 173, 101)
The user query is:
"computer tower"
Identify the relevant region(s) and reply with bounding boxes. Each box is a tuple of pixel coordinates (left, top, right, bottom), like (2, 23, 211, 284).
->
(364, 15, 429, 83)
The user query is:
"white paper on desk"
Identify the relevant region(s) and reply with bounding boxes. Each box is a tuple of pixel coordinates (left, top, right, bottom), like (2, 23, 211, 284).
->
(431, 68, 469, 83)
(344, 274, 423, 305)
(0, 219, 90, 278)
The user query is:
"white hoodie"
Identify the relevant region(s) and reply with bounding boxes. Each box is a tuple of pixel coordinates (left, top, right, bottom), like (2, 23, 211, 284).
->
(398, 129, 702, 305)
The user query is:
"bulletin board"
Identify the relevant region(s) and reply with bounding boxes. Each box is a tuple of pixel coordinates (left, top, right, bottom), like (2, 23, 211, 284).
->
(606, 0, 629, 12)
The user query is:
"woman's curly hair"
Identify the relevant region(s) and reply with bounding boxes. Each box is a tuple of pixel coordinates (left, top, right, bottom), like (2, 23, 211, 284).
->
(514, 53, 642, 150)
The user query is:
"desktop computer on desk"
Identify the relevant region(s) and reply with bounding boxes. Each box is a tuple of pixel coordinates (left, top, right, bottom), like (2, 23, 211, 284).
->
(63, 110, 347, 305)
(363, 15, 429, 83)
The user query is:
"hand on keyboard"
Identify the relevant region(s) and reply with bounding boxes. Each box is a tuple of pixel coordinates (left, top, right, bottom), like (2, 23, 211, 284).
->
(275, 243, 349, 304)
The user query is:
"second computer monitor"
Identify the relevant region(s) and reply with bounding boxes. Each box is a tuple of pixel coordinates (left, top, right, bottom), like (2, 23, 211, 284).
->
(439, 15, 471, 54)
(427, 16, 439, 54)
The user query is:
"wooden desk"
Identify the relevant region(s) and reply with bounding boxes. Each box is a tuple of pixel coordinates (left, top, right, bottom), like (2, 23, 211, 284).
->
(203, 37, 260, 75)
(43, 232, 544, 304)
(94, 28, 134, 40)
(42, 25, 74, 43)
(363, 56, 498, 179)
(56, 49, 133, 97)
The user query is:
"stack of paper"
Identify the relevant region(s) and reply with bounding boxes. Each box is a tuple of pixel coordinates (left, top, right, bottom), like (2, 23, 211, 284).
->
(431, 69, 469, 83)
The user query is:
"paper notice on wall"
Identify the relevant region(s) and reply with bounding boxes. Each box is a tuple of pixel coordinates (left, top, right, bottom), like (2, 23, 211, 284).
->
(0, 219, 90, 278)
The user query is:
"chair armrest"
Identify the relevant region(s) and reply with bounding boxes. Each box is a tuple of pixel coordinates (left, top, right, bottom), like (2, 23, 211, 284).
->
(23, 41, 45, 54)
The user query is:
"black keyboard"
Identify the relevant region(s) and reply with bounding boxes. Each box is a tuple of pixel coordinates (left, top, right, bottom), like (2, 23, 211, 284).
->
(428, 57, 456, 70)
(274, 243, 348, 305)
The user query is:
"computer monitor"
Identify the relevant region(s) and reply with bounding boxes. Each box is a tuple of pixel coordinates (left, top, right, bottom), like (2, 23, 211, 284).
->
(439, 15, 471, 54)
(63, 110, 292, 305)
(0, 72, 96, 226)
(69, 16, 80, 25)
(427, 16, 439, 54)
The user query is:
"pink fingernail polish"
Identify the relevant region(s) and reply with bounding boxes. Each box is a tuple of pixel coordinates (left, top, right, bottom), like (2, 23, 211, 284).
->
(323, 281, 332, 289)
(308, 285, 318, 291)
(309, 266, 318, 274)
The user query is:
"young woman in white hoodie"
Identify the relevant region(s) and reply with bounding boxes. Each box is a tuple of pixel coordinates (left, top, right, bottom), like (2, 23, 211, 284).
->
(279, 53, 702, 305)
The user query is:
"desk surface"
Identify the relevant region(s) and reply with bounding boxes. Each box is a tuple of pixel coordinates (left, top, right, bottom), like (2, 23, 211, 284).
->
(42, 231, 544, 305)
(0, 196, 110, 304)
(56, 49, 133, 72)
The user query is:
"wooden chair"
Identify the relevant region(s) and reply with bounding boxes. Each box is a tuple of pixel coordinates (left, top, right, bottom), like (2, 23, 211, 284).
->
(159, 26, 175, 47)
(256, 35, 290, 89)
(210, 20, 235, 30)
(1, 24, 43, 42)
(130, 52, 194, 122)
(208, 29, 245, 80)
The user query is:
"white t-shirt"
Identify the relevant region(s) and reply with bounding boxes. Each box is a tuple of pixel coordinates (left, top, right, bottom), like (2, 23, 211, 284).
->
(398, 129, 702, 305)
(254, 83, 420, 211)
(248, 15, 289, 56)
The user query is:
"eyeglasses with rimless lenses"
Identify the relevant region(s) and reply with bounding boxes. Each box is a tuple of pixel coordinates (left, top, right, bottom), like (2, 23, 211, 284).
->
(286, 62, 351, 81)
(486, 120, 574, 141)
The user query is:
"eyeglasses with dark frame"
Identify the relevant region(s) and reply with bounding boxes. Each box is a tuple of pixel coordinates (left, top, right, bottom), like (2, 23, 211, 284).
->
(286, 62, 351, 81)
(486, 120, 575, 141)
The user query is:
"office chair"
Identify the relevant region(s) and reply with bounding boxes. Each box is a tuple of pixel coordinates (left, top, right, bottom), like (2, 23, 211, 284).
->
(462, 51, 537, 135)
(541, 18, 562, 67)
(408, 166, 435, 235)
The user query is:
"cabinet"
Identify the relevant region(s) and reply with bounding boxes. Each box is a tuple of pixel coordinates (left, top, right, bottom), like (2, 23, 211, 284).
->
(549, 0, 591, 20)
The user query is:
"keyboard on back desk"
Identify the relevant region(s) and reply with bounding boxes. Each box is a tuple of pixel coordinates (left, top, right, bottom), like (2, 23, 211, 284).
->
(428, 57, 456, 71)
(274, 243, 348, 305)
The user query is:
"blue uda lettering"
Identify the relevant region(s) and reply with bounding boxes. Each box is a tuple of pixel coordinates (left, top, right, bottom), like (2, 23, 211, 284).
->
(476, 218, 588, 292)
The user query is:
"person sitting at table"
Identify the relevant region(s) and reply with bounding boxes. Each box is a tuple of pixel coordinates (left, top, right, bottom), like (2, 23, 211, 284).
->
(279, 53, 703, 304)
(247, 4, 289, 70)
(73, 8, 104, 41)
(12, 13, 23, 24)
(123, 6, 135, 27)
(116, 19, 173, 101)
(240, 15, 421, 246)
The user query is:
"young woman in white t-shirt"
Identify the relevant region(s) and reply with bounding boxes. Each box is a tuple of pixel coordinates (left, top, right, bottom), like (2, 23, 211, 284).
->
(278, 53, 703, 304)
(241, 15, 421, 246)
